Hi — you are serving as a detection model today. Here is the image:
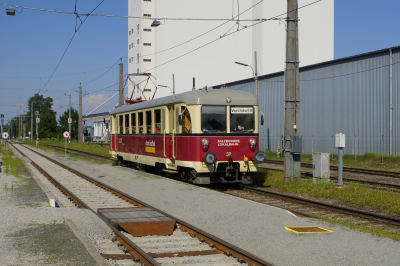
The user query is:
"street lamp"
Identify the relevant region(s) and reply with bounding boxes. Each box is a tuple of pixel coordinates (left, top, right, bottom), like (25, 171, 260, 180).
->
(6, 7, 15, 16)
(158, 85, 173, 95)
(151, 19, 161, 27)
(235, 51, 259, 101)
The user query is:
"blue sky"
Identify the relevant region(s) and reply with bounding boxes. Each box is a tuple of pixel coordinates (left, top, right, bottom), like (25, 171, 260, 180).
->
(1, 0, 400, 124)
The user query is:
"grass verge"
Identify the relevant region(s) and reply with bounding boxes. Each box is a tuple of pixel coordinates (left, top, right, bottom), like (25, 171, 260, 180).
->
(264, 151, 400, 172)
(24, 139, 111, 157)
(8, 223, 97, 265)
(253, 169, 400, 240)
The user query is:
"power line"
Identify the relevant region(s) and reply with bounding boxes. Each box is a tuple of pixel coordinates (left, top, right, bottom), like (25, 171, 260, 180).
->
(138, 0, 265, 59)
(4, 4, 269, 22)
(38, 0, 106, 93)
(85, 58, 120, 84)
(141, 0, 324, 74)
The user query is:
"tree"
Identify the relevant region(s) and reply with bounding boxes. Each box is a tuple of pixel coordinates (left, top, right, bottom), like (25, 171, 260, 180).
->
(58, 108, 79, 140)
(26, 94, 57, 139)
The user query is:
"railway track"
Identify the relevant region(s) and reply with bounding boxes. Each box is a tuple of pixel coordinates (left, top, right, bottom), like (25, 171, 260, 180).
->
(28, 144, 400, 191)
(265, 159, 400, 179)
(11, 143, 272, 266)
(20, 142, 400, 234)
(221, 185, 400, 235)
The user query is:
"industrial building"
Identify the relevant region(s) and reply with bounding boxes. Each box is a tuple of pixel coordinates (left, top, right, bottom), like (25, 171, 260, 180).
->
(127, 0, 334, 99)
(213, 45, 400, 156)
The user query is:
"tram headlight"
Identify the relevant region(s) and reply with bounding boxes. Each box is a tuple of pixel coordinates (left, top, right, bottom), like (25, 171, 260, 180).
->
(249, 138, 256, 151)
(253, 151, 266, 163)
(204, 152, 217, 164)
(202, 138, 210, 151)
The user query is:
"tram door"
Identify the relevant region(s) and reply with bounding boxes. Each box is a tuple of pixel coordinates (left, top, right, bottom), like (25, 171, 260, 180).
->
(166, 105, 175, 161)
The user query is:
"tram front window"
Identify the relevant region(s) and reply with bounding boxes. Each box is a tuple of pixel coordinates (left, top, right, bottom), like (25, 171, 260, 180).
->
(201, 106, 226, 133)
(230, 106, 255, 132)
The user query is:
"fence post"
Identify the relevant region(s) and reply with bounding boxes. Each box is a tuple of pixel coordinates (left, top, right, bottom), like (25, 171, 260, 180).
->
(381, 135, 383, 164)
(331, 135, 334, 160)
(312, 135, 314, 156)
(354, 135, 357, 163)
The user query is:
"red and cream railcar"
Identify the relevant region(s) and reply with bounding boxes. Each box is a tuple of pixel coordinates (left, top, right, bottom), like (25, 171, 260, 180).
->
(109, 88, 266, 184)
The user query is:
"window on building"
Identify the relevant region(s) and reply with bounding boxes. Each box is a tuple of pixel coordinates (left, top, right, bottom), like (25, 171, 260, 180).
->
(137, 68, 139, 74)
(137, 39, 140, 45)
(129, 30, 131, 36)
(144, 43, 151, 46)
(137, 54, 139, 63)
(144, 0, 151, 2)
(143, 59, 151, 62)
(146, 111, 152, 133)
(143, 14, 151, 17)
(137, 24, 139, 33)
(131, 42, 134, 48)
(144, 28, 151, 32)
(131, 113, 136, 134)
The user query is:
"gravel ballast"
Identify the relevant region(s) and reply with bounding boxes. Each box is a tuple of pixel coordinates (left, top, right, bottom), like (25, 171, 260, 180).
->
(20, 145, 400, 266)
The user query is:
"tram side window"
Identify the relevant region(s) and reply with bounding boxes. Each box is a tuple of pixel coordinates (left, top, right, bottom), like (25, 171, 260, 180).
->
(131, 113, 136, 134)
(230, 106, 255, 132)
(181, 106, 192, 133)
(201, 106, 226, 133)
(146, 111, 152, 133)
(138, 112, 144, 133)
(125, 114, 129, 133)
(154, 109, 161, 133)
(118, 115, 123, 134)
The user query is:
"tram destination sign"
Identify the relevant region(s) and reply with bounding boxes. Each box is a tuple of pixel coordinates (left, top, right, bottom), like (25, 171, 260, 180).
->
(231, 107, 253, 114)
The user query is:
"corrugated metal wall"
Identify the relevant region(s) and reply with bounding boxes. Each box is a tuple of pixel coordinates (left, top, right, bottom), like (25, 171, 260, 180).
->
(214, 46, 400, 155)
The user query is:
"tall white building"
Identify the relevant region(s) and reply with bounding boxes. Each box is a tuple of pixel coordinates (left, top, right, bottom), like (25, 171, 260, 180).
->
(128, 0, 334, 99)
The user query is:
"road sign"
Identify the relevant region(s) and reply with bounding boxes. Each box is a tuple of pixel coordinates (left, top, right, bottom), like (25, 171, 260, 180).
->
(63, 131, 70, 138)
(2, 132, 9, 139)
(36, 118, 40, 123)
(68, 118, 72, 124)
(35, 111, 39, 116)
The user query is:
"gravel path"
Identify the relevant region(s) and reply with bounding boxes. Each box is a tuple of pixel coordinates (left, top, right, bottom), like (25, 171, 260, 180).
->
(25, 145, 400, 266)
(0, 167, 100, 265)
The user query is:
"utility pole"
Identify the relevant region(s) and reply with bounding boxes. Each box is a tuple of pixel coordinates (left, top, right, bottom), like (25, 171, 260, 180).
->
(173, 74, 175, 95)
(68, 94, 71, 144)
(254, 51, 258, 101)
(1, 114, 4, 144)
(118, 61, 124, 107)
(284, 0, 301, 181)
(23, 112, 26, 141)
(31, 100, 33, 142)
(35, 111, 39, 147)
(78, 84, 83, 145)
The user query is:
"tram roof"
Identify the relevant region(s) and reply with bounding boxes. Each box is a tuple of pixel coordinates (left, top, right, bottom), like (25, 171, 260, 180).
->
(109, 88, 257, 115)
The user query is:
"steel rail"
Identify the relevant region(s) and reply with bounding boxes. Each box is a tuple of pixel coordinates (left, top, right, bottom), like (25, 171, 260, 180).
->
(261, 162, 400, 190)
(15, 143, 273, 266)
(265, 159, 400, 178)
(241, 185, 400, 226)
(42, 144, 111, 161)
(9, 143, 159, 266)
